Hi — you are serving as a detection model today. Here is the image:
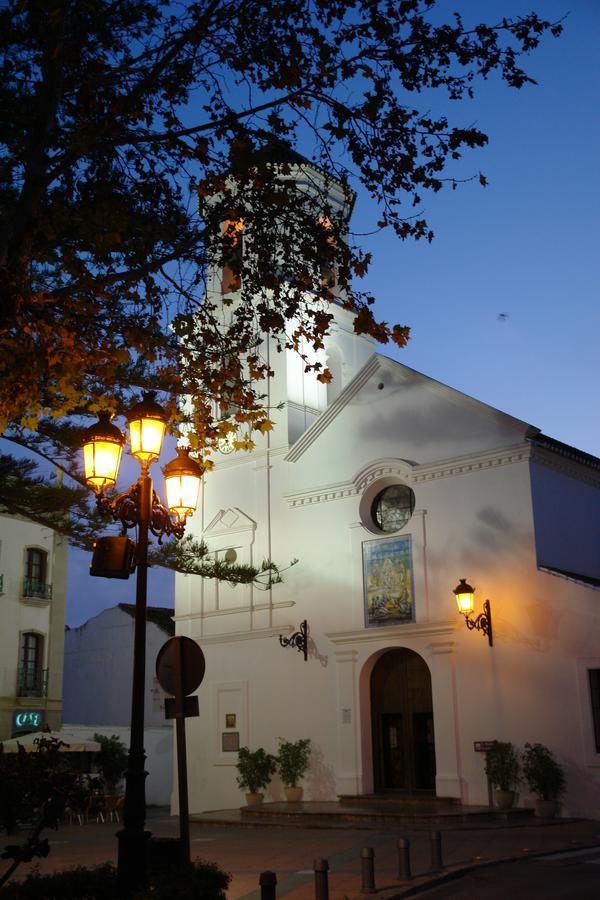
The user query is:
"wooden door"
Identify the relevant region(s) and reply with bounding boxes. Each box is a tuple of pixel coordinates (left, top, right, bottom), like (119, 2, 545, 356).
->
(371, 649, 436, 793)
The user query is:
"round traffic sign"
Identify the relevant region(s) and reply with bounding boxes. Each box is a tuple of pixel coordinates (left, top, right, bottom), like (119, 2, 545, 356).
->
(156, 636, 205, 697)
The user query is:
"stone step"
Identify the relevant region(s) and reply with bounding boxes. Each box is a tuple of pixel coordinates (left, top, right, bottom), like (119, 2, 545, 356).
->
(237, 800, 535, 828)
(338, 793, 461, 807)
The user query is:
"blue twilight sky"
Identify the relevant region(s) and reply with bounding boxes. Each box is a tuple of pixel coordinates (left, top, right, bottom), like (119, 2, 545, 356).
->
(65, 0, 599, 626)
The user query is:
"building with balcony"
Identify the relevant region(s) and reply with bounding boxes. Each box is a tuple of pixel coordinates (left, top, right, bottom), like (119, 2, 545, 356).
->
(0, 512, 68, 739)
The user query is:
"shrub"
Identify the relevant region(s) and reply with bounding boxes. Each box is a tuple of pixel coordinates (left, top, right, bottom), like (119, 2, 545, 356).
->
(137, 859, 230, 899)
(0, 737, 82, 886)
(0, 864, 118, 899)
(235, 747, 277, 794)
(277, 738, 311, 788)
(0, 737, 78, 834)
(0, 860, 230, 899)
(92, 733, 128, 793)
(521, 742, 566, 800)
(484, 741, 520, 791)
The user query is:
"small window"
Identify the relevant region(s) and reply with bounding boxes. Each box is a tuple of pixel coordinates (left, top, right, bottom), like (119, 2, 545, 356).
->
(26, 548, 46, 584)
(371, 485, 415, 533)
(19, 632, 43, 696)
(589, 670, 600, 753)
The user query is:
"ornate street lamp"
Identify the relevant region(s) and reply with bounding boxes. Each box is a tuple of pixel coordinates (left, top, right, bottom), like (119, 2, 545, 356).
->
(452, 578, 493, 647)
(82, 393, 203, 890)
(82, 411, 125, 492)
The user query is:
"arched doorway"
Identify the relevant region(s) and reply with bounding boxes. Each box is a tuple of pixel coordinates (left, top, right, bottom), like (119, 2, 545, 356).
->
(370, 648, 436, 793)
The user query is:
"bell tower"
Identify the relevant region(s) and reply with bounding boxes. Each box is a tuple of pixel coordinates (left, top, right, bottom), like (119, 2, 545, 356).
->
(203, 144, 375, 451)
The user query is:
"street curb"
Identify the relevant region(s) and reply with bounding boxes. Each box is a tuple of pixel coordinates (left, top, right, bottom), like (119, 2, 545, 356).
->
(378, 841, 600, 897)
(189, 814, 582, 832)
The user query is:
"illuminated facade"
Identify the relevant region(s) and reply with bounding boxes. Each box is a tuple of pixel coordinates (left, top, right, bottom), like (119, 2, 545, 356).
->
(175, 161, 600, 817)
(0, 513, 68, 739)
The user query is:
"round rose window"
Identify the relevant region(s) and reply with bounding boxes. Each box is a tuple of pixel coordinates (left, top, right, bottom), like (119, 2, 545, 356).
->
(371, 484, 415, 533)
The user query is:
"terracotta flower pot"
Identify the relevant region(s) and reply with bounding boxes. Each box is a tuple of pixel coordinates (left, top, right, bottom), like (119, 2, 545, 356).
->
(245, 792, 264, 806)
(284, 786, 303, 802)
(494, 789, 515, 810)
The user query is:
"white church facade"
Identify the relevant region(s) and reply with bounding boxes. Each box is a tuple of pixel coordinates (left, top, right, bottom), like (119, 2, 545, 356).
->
(175, 160, 600, 818)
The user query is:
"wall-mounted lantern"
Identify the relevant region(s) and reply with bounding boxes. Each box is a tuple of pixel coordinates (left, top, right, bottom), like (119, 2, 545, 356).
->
(453, 578, 493, 647)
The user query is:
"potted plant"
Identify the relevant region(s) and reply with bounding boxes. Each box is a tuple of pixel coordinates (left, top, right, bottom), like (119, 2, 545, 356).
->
(522, 742, 566, 817)
(485, 741, 520, 810)
(277, 738, 311, 802)
(235, 747, 277, 806)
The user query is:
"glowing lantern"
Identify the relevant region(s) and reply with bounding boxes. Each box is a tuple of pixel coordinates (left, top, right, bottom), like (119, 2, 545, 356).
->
(453, 578, 475, 616)
(82, 412, 125, 492)
(127, 392, 167, 465)
(162, 448, 203, 519)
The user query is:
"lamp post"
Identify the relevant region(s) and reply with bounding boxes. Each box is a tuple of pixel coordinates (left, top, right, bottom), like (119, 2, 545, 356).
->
(82, 394, 203, 890)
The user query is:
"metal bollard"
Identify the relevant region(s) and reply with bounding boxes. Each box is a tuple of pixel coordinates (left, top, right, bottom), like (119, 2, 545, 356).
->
(397, 838, 412, 881)
(360, 846, 376, 894)
(314, 858, 329, 900)
(430, 830, 443, 871)
(259, 870, 277, 900)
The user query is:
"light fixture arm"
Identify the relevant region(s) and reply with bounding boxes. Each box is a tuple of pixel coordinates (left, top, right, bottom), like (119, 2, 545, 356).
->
(279, 620, 309, 662)
(94, 480, 187, 543)
(463, 599, 493, 647)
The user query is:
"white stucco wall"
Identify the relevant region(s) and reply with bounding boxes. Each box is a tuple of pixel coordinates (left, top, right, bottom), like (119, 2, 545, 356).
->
(175, 353, 600, 818)
(63, 605, 176, 805)
(63, 605, 171, 727)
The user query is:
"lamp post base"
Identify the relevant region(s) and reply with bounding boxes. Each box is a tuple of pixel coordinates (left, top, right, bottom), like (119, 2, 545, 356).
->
(116, 827, 152, 893)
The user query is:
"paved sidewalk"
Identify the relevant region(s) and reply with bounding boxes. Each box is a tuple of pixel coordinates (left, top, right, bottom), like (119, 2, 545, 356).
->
(2, 810, 599, 898)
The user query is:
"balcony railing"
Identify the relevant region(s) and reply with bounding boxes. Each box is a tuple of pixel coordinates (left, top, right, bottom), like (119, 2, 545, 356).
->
(17, 666, 49, 698)
(22, 578, 52, 600)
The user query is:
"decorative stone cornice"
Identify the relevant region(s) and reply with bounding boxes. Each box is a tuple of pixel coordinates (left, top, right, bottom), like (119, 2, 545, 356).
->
(177, 626, 292, 645)
(285, 480, 357, 508)
(326, 621, 457, 644)
(284, 445, 532, 508)
(529, 443, 600, 488)
(173, 600, 295, 622)
(412, 444, 532, 484)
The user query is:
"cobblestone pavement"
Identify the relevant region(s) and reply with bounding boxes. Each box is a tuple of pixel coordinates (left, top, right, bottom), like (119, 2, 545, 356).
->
(2, 809, 600, 898)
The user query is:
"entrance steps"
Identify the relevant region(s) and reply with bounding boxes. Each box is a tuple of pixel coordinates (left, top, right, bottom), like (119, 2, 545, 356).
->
(191, 797, 535, 830)
(242, 797, 534, 827)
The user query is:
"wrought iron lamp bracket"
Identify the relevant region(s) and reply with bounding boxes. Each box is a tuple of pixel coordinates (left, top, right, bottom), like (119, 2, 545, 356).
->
(279, 619, 309, 662)
(463, 599, 493, 647)
(95, 484, 186, 543)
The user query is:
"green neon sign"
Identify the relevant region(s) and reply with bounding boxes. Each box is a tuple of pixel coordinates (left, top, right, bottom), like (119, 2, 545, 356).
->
(13, 711, 43, 730)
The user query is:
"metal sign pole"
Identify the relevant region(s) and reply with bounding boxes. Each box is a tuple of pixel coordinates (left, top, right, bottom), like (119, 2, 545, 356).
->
(172, 639, 190, 867)
(156, 635, 204, 870)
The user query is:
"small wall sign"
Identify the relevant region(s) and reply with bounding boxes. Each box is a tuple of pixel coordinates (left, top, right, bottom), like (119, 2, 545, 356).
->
(225, 713, 236, 728)
(222, 732, 240, 752)
(473, 740, 496, 752)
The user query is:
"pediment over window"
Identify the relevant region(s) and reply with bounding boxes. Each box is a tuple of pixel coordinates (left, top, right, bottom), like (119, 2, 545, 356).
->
(204, 507, 256, 538)
(353, 458, 417, 493)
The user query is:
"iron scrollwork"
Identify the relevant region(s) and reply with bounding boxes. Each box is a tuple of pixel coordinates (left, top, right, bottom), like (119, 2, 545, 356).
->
(279, 620, 309, 662)
(463, 599, 493, 646)
(96, 483, 186, 543)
